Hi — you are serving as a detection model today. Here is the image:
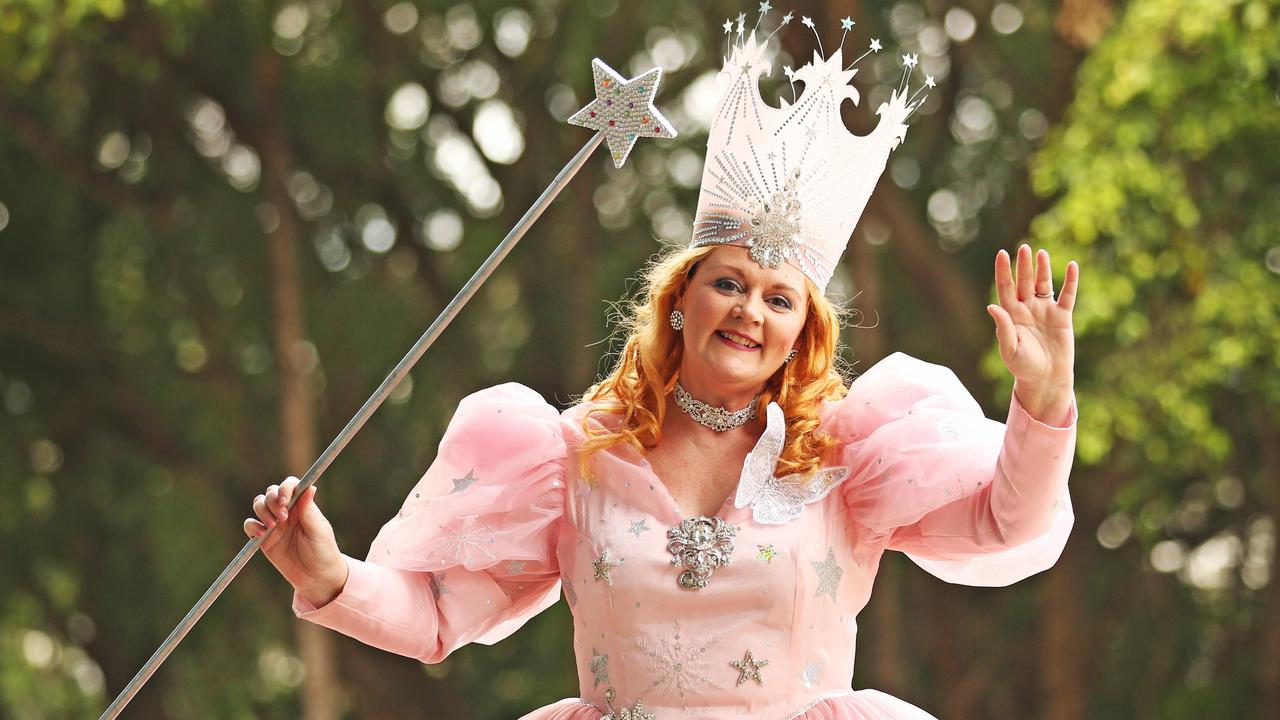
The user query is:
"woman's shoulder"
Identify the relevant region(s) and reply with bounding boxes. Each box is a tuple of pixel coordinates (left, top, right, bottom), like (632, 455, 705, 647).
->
(819, 351, 978, 443)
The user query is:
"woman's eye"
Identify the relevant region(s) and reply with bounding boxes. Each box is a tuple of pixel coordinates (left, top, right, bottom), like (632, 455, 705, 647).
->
(769, 296, 793, 310)
(714, 279, 741, 292)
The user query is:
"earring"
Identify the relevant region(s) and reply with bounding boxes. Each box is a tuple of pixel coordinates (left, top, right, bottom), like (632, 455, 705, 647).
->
(784, 349, 798, 363)
(669, 309, 685, 331)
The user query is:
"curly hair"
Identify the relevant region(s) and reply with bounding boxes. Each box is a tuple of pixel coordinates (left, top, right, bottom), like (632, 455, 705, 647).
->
(578, 244, 849, 483)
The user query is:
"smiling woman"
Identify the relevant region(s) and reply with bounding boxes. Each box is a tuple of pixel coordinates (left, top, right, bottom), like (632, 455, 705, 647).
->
(579, 243, 849, 482)
(245, 9, 1081, 720)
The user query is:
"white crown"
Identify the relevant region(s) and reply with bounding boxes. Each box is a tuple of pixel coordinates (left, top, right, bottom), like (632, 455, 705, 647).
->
(690, 13, 932, 293)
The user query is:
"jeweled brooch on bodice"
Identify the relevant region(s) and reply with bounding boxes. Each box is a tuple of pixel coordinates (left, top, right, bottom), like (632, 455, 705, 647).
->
(665, 516, 738, 590)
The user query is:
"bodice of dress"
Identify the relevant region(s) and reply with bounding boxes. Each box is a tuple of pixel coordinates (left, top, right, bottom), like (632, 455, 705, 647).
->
(557, 405, 880, 718)
(293, 352, 1079, 720)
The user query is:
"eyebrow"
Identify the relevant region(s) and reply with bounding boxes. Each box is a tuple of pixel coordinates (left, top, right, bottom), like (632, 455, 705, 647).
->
(705, 263, 801, 296)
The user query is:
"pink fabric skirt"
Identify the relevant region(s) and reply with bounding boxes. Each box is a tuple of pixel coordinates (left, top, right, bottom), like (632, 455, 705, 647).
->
(518, 690, 941, 719)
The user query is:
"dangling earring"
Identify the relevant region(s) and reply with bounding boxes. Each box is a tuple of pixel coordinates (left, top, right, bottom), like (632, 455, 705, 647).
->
(784, 348, 798, 363)
(669, 309, 685, 331)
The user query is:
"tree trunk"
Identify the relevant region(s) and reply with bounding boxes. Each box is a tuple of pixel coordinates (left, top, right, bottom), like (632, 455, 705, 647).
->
(257, 48, 341, 720)
(1040, 534, 1087, 720)
(1257, 405, 1280, 713)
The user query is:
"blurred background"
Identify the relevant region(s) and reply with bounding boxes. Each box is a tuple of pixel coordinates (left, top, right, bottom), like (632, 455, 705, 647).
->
(1, 0, 1277, 717)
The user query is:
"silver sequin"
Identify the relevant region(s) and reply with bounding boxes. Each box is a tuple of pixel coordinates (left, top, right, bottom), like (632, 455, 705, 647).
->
(811, 547, 843, 601)
(730, 649, 769, 686)
(593, 549, 622, 585)
(589, 648, 610, 688)
(801, 659, 823, 689)
(449, 469, 478, 493)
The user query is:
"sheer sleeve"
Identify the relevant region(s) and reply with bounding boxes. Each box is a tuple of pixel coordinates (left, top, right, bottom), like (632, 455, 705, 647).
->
(292, 383, 567, 663)
(830, 352, 1077, 587)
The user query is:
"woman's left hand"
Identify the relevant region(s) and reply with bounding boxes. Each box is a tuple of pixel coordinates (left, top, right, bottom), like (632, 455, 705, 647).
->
(986, 244, 1078, 422)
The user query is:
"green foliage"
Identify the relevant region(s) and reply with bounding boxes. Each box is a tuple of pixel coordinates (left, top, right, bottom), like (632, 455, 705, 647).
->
(1029, 0, 1279, 715)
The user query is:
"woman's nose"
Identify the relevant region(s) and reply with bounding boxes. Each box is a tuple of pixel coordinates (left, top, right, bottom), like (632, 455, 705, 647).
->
(740, 294, 766, 323)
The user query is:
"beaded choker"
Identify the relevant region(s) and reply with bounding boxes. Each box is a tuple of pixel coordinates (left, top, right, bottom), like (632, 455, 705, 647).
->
(673, 381, 760, 432)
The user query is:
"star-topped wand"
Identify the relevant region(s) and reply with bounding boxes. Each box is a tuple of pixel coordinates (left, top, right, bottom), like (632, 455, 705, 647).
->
(98, 58, 675, 720)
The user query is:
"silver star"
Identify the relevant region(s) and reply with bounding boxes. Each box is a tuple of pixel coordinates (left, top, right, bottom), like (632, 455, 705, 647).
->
(589, 648, 610, 688)
(450, 469, 478, 493)
(758, 1, 772, 14)
(782, 11, 794, 24)
(505, 560, 527, 575)
(902, 52, 919, 69)
(723, 19, 733, 34)
(925, 74, 937, 89)
(593, 549, 621, 584)
(730, 649, 769, 686)
(840, 17, 855, 31)
(801, 16, 815, 29)
(736, 12, 746, 34)
(870, 38, 883, 52)
(811, 547, 843, 600)
(567, 59, 677, 169)
(783, 65, 796, 80)
(628, 519, 650, 537)
(801, 659, 823, 689)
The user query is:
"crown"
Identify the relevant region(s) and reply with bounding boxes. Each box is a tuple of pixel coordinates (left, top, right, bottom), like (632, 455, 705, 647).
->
(690, 6, 934, 293)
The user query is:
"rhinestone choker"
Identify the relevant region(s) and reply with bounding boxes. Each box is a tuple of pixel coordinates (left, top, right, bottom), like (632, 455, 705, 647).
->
(673, 381, 760, 432)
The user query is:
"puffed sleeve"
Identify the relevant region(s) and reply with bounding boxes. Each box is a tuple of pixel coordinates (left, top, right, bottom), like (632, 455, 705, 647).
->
(830, 352, 1077, 587)
(292, 383, 567, 663)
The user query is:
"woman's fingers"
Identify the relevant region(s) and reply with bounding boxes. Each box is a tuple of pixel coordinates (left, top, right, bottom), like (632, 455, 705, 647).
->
(1058, 260, 1079, 312)
(994, 249, 1016, 308)
(1015, 244, 1035, 300)
(252, 494, 276, 527)
(1035, 249, 1054, 298)
(244, 517, 267, 538)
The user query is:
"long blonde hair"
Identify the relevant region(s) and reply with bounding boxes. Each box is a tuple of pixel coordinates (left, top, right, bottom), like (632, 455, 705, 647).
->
(579, 244, 849, 482)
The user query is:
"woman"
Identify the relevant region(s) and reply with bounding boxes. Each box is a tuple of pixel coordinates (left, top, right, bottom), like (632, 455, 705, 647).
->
(245, 238, 1079, 718)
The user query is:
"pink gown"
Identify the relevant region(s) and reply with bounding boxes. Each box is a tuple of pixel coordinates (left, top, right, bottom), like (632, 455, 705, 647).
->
(294, 352, 1078, 719)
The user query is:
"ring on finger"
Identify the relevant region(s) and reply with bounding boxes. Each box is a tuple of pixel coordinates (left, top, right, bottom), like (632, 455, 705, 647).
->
(1034, 288, 1053, 297)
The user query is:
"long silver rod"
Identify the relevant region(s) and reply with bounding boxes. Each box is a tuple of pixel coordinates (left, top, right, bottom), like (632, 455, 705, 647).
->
(100, 132, 605, 719)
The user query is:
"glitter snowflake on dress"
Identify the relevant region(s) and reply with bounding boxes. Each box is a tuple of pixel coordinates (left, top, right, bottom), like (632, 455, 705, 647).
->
(639, 619, 725, 708)
(436, 523, 499, 565)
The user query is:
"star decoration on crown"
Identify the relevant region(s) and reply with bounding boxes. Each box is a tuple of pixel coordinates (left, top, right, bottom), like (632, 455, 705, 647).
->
(568, 58, 677, 168)
(902, 52, 919, 69)
(870, 38, 883, 52)
(758, 1, 772, 13)
(840, 17, 855, 31)
(794, 49, 860, 106)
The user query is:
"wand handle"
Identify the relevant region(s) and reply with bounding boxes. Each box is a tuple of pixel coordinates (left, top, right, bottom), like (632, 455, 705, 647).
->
(99, 131, 605, 719)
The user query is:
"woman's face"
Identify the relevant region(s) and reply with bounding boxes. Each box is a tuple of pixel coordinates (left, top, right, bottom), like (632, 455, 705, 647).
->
(676, 245, 810, 396)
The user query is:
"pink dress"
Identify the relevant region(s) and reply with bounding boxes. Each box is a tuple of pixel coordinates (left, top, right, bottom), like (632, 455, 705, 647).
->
(294, 352, 1078, 719)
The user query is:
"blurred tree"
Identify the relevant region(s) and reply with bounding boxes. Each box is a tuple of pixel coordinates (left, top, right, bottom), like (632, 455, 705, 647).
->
(1028, 0, 1280, 717)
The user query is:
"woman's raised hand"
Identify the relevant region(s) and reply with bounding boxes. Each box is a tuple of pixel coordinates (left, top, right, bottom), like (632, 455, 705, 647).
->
(986, 244, 1078, 422)
(244, 476, 348, 607)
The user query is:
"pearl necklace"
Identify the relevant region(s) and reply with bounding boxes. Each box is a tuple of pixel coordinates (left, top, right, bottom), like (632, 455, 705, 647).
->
(673, 381, 760, 432)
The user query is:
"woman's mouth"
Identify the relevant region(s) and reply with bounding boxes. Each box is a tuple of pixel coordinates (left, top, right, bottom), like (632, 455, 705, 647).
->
(715, 330, 761, 350)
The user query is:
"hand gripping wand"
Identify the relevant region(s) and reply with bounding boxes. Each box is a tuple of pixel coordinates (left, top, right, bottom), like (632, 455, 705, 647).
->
(99, 58, 675, 719)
